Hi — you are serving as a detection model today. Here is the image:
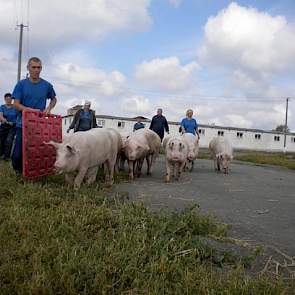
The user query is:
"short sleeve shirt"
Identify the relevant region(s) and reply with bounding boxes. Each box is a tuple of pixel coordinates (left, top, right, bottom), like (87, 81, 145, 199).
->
(181, 118, 198, 135)
(0, 105, 18, 124)
(12, 78, 56, 127)
(134, 122, 145, 130)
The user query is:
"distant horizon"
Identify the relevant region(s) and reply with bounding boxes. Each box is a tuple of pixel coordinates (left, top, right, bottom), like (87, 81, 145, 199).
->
(63, 108, 295, 135)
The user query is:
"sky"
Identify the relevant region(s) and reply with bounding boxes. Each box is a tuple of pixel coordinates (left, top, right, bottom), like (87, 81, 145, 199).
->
(1, 0, 295, 131)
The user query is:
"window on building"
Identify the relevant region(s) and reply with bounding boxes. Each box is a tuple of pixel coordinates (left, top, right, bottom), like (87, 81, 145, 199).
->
(97, 119, 105, 127)
(64, 118, 67, 125)
(218, 130, 224, 136)
(274, 136, 280, 142)
(291, 137, 295, 143)
(255, 134, 261, 140)
(198, 129, 205, 135)
(118, 121, 125, 128)
(237, 132, 243, 138)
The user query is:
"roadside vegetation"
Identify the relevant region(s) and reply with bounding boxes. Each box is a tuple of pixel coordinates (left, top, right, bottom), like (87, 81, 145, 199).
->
(0, 161, 293, 294)
(234, 151, 295, 170)
(199, 148, 295, 170)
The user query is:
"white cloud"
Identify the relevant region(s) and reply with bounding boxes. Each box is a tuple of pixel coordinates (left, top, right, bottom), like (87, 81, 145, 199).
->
(167, 0, 182, 8)
(0, 0, 152, 49)
(121, 95, 151, 116)
(198, 2, 295, 74)
(50, 63, 126, 97)
(135, 56, 199, 91)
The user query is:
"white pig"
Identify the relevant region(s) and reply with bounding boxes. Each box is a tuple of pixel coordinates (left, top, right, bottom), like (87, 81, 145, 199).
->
(48, 128, 119, 190)
(182, 133, 199, 172)
(163, 135, 188, 182)
(123, 129, 161, 180)
(119, 131, 132, 171)
(209, 137, 233, 174)
(106, 128, 123, 173)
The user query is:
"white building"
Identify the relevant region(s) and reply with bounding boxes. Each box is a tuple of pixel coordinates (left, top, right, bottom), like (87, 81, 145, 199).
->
(62, 114, 295, 152)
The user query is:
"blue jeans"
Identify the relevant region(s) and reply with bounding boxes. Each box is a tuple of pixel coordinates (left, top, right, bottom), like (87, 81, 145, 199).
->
(11, 128, 22, 173)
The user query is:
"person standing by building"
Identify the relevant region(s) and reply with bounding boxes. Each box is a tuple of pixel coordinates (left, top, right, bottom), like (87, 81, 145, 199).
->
(67, 100, 97, 133)
(12, 57, 57, 173)
(180, 109, 199, 140)
(133, 116, 145, 131)
(0, 93, 18, 160)
(149, 108, 169, 141)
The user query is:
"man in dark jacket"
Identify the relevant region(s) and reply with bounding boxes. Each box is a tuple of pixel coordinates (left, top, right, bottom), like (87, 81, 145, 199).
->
(0, 93, 18, 160)
(149, 108, 169, 141)
(67, 100, 97, 133)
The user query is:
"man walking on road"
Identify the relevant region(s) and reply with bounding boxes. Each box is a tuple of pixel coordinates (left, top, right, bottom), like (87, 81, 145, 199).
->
(149, 108, 169, 141)
(12, 57, 57, 174)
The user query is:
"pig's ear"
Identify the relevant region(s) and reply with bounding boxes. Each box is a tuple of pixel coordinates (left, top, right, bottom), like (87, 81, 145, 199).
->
(66, 145, 77, 154)
(162, 137, 169, 149)
(45, 141, 60, 149)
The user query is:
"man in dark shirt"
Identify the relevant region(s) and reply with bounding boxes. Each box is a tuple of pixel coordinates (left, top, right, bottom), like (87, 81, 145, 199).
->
(67, 100, 97, 133)
(0, 93, 18, 160)
(149, 108, 169, 141)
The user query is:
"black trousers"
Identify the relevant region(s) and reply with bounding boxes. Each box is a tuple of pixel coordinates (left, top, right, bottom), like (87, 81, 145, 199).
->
(0, 125, 16, 159)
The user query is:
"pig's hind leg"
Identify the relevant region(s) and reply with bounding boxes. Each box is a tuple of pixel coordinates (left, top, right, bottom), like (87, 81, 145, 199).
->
(105, 157, 116, 185)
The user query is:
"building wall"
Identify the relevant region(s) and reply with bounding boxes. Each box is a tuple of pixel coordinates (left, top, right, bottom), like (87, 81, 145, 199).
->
(62, 115, 295, 152)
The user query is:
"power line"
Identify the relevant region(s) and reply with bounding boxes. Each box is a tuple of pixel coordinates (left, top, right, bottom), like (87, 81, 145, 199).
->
(25, 0, 30, 62)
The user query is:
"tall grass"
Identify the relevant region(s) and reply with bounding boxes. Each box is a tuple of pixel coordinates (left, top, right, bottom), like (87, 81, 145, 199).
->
(0, 161, 293, 294)
(235, 152, 295, 169)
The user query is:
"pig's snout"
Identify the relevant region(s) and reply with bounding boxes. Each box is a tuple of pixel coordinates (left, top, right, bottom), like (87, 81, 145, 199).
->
(53, 161, 64, 173)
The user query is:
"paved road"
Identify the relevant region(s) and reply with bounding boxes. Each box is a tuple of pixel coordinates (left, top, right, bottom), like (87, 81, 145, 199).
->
(114, 156, 295, 256)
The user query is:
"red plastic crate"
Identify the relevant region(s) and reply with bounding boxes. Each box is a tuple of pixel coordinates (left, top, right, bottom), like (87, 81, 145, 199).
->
(22, 110, 62, 179)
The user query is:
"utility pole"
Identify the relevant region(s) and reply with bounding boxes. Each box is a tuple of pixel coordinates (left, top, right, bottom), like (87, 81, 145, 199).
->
(283, 97, 290, 152)
(17, 23, 28, 82)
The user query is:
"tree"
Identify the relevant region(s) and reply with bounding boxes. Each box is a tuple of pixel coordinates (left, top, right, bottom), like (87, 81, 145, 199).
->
(274, 124, 289, 133)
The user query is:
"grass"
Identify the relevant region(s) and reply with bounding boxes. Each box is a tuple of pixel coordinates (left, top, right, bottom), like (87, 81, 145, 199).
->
(0, 160, 294, 294)
(198, 148, 295, 170)
(234, 151, 295, 170)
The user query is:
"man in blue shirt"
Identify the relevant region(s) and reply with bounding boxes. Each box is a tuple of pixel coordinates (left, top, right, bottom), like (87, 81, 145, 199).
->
(12, 57, 57, 173)
(133, 117, 145, 131)
(0, 93, 18, 160)
(180, 109, 200, 139)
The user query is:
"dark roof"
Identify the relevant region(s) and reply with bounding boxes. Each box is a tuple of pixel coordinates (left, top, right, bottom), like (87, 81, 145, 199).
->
(69, 104, 82, 109)
(133, 116, 148, 120)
